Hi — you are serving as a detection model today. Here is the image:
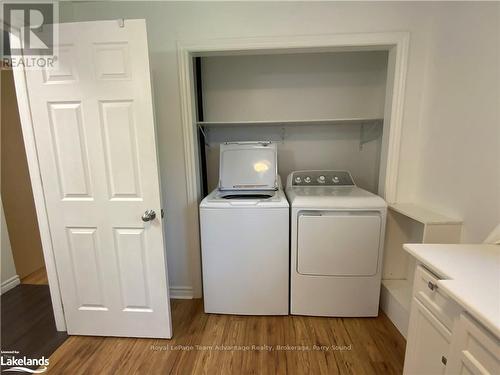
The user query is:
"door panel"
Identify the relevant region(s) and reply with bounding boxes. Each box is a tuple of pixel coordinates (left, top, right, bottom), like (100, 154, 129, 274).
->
(99, 100, 142, 199)
(114, 227, 152, 311)
(93, 42, 131, 80)
(48, 101, 92, 199)
(66, 227, 106, 310)
(14, 20, 171, 338)
(42, 44, 78, 83)
(297, 211, 381, 276)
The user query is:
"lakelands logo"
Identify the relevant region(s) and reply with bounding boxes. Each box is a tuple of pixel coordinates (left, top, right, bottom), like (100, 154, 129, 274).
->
(1, 2, 59, 69)
(1, 351, 49, 373)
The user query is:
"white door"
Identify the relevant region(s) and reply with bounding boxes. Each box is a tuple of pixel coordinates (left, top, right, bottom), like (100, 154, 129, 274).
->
(12, 20, 172, 338)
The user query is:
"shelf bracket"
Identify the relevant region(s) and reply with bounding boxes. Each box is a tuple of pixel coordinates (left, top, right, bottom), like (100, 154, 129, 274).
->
(359, 119, 382, 150)
(197, 123, 209, 147)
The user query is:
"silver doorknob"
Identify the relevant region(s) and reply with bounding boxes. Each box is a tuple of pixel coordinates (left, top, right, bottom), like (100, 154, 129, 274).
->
(142, 209, 156, 222)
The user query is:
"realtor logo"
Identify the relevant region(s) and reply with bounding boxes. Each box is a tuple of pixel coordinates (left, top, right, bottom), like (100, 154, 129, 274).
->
(1, 2, 58, 68)
(1, 351, 49, 373)
(3, 2, 53, 56)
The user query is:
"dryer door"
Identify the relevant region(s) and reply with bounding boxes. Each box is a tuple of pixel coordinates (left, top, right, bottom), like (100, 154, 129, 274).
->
(297, 211, 381, 276)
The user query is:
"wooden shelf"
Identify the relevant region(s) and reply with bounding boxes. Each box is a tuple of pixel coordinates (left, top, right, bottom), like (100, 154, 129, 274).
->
(389, 203, 462, 225)
(197, 118, 383, 127)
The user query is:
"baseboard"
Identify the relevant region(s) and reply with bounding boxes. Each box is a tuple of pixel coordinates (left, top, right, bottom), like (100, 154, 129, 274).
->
(380, 282, 409, 338)
(1, 275, 20, 295)
(169, 286, 193, 299)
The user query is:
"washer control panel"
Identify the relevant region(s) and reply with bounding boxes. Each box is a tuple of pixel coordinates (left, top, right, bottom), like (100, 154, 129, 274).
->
(292, 171, 354, 186)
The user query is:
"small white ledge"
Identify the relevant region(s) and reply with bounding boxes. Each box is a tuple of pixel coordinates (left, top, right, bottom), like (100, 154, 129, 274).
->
(389, 203, 462, 225)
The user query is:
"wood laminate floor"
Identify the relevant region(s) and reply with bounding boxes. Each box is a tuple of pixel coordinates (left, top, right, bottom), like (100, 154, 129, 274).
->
(46, 299, 405, 374)
(1, 284, 68, 372)
(21, 267, 49, 285)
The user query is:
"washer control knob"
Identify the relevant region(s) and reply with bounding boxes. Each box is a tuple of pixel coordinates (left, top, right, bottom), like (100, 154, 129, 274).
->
(304, 176, 311, 183)
(332, 176, 340, 184)
(317, 175, 326, 183)
(294, 176, 302, 183)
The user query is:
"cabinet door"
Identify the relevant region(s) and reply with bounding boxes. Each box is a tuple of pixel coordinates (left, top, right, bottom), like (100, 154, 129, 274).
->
(446, 313, 500, 375)
(404, 298, 452, 375)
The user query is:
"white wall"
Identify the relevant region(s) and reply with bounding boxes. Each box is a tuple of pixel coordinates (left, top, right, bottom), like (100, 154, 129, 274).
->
(415, 4, 500, 242)
(202, 51, 388, 121)
(201, 51, 387, 193)
(1, 199, 18, 292)
(205, 123, 382, 193)
(59, 1, 498, 295)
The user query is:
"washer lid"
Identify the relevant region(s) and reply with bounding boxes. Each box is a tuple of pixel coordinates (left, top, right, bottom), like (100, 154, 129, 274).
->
(219, 142, 278, 190)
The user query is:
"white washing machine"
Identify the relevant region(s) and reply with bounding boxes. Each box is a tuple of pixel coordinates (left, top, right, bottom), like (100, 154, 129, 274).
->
(199, 142, 289, 315)
(286, 170, 387, 317)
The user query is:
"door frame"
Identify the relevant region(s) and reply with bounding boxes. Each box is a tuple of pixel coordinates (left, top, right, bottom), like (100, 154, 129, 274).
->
(11, 40, 66, 331)
(177, 32, 410, 298)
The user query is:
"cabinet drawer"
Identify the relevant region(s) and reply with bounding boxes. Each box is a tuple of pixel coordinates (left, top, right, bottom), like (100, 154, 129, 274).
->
(413, 265, 461, 331)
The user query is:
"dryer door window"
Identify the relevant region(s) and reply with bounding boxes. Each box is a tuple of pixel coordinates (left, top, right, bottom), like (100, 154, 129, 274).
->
(297, 211, 381, 276)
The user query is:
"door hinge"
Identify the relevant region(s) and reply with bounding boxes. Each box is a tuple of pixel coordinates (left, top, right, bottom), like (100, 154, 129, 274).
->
(161, 209, 164, 218)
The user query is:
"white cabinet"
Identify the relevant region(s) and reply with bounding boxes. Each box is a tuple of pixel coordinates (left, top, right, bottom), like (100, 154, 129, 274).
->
(404, 265, 500, 375)
(446, 313, 500, 375)
(404, 298, 451, 374)
(380, 203, 462, 338)
(404, 265, 461, 375)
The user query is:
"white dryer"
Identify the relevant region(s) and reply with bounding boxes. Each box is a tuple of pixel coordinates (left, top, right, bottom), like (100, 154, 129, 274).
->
(286, 170, 387, 317)
(199, 142, 289, 315)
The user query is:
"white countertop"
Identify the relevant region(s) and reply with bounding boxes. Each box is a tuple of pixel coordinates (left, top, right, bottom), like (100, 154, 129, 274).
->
(403, 243, 500, 338)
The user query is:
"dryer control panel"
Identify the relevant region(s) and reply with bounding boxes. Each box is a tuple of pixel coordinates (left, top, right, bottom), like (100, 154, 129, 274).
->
(291, 171, 355, 186)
